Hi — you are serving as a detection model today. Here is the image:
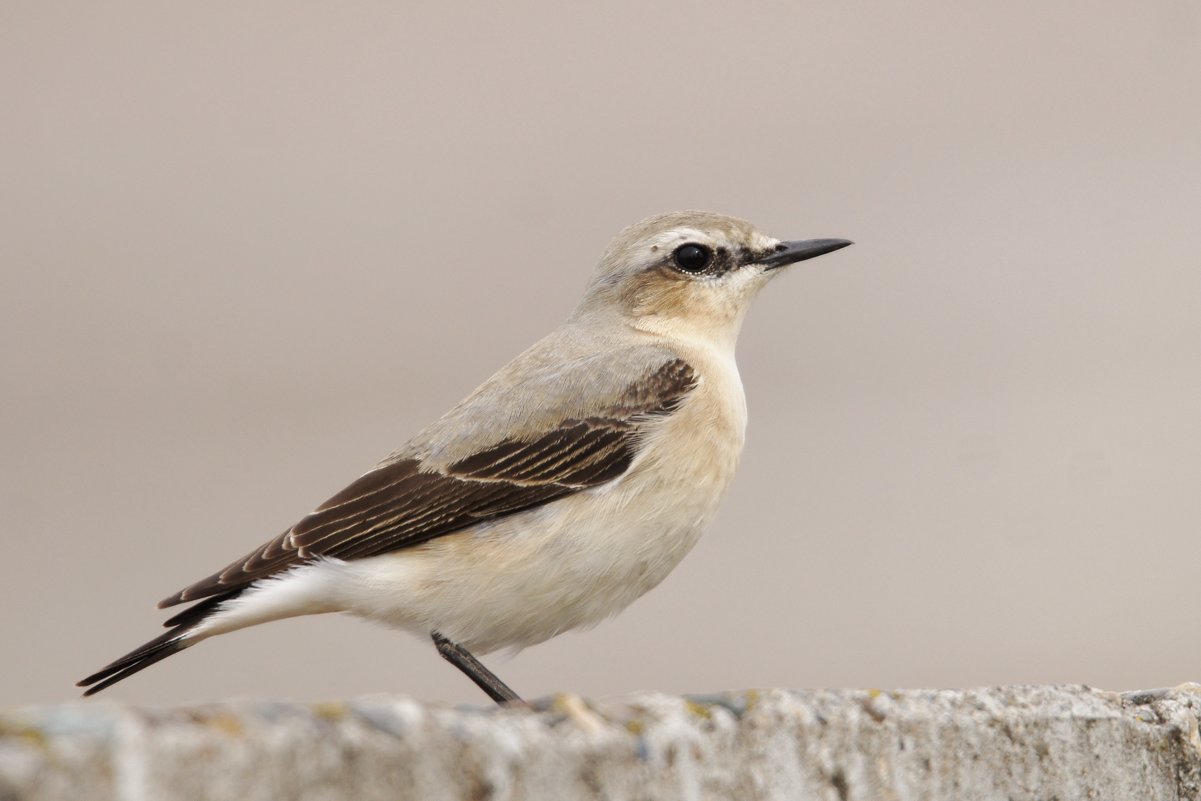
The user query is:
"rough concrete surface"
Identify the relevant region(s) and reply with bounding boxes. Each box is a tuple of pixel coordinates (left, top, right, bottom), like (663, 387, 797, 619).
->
(2, 685, 1199, 800)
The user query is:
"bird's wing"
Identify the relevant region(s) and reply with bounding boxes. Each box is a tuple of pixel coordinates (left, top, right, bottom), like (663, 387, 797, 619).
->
(159, 350, 697, 607)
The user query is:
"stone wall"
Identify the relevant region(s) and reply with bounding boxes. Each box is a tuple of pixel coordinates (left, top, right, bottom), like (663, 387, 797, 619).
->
(3, 685, 1199, 800)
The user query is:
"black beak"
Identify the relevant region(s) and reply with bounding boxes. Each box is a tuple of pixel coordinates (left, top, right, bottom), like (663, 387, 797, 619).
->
(757, 238, 853, 270)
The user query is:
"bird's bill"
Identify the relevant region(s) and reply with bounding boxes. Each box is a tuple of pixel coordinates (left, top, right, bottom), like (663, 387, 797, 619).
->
(758, 238, 853, 270)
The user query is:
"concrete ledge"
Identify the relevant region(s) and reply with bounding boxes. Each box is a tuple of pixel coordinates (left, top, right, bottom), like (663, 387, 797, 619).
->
(3, 685, 1200, 800)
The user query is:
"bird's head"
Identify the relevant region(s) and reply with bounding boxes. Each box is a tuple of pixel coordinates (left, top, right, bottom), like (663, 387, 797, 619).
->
(573, 211, 851, 346)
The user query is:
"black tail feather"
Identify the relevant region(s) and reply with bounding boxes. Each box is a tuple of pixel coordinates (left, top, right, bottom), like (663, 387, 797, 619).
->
(78, 632, 189, 696)
(78, 593, 237, 696)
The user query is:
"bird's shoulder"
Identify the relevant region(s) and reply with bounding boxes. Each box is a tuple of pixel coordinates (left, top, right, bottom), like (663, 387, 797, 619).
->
(399, 331, 700, 469)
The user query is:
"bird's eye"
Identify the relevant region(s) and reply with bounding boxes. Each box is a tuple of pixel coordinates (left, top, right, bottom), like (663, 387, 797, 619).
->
(672, 243, 712, 274)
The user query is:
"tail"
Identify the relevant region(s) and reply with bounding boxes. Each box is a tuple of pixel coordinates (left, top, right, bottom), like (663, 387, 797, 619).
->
(79, 560, 343, 695)
(77, 592, 240, 696)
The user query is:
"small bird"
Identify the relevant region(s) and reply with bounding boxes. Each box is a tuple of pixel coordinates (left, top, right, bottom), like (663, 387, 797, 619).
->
(78, 211, 851, 704)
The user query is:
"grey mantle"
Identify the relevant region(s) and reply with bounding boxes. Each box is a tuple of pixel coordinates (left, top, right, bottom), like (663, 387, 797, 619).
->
(3, 685, 1200, 800)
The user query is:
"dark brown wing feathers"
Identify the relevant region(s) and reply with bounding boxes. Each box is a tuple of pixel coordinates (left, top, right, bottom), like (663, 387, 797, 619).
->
(158, 358, 697, 608)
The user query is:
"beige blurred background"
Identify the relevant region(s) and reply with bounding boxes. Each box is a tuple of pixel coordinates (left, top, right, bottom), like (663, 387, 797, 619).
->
(2, 1, 1199, 709)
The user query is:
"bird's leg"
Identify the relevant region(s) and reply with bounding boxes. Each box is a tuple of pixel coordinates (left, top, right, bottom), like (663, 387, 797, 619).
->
(431, 631, 526, 707)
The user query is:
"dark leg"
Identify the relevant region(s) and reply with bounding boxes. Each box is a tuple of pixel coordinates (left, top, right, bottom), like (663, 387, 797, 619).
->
(431, 632, 526, 707)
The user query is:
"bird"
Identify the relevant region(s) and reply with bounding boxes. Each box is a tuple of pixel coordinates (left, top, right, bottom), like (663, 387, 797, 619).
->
(78, 211, 851, 705)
